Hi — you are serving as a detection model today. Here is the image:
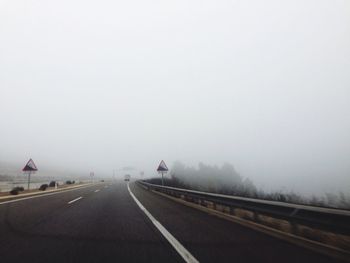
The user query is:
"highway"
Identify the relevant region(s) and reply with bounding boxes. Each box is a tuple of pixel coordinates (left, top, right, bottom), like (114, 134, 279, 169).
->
(0, 181, 346, 263)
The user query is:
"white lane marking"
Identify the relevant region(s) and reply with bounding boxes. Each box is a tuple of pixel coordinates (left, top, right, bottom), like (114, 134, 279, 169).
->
(0, 185, 96, 206)
(68, 197, 83, 204)
(95, 189, 100, 193)
(127, 183, 199, 263)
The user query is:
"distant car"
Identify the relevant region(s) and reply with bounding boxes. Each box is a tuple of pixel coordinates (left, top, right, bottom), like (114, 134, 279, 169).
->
(124, 174, 130, 181)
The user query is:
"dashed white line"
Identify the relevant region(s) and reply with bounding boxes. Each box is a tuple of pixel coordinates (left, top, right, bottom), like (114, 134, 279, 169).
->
(68, 197, 83, 204)
(127, 183, 199, 263)
(94, 189, 100, 193)
(0, 184, 96, 206)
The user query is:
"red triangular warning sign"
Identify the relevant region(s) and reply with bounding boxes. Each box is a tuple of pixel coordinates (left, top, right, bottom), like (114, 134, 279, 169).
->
(22, 158, 38, 172)
(157, 160, 168, 172)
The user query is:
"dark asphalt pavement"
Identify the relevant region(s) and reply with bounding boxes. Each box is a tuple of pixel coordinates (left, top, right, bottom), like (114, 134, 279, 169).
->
(0, 181, 346, 263)
(0, 182, 182, 263)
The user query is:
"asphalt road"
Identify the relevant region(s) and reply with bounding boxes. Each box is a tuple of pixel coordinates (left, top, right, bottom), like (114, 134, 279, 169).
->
(0, 181, 346, 263)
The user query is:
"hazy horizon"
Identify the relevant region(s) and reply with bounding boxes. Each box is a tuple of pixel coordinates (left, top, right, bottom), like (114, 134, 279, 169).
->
(1, 0, 349, 196)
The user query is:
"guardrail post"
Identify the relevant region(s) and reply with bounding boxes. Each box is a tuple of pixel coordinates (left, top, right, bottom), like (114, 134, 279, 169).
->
(253, 211, 259, 222)
(290, 221, 299, 235)
(289, 209, 299, 235)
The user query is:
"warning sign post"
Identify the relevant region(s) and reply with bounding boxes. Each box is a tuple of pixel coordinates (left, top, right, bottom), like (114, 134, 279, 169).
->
(157, 160, 168, 186)
(22, 158, 38, 190)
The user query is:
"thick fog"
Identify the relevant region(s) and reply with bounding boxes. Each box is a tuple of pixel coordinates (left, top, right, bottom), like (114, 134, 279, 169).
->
(0, 1, 349, 195)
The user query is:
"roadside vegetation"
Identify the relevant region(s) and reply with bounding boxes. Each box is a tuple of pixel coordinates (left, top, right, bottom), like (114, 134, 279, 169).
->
(65, 180, 75, 184)
(146, 162, 350, 210)
(39, 184, 49, 191)
(7, 179, 76, 195)
(9, 186, 25, 195)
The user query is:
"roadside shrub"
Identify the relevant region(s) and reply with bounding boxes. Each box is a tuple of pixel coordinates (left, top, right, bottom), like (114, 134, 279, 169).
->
(65, 180, 76, 185)
(39, 184, 48, 191)
(13, 186, 24, 192)
(10, 189, 19, 195)
(49, 181, 56, 187)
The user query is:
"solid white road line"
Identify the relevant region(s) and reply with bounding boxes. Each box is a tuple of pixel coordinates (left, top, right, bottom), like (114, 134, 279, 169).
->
(127, 183, 199, 263)
(68, 197, 83, 204)
(94, 189, 100, 193)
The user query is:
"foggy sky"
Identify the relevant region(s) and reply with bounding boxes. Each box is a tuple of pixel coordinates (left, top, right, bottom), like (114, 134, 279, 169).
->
(1, 0, 349, 194)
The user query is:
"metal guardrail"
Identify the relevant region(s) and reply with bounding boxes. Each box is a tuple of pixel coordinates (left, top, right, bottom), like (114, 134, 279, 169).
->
(138, 181, 350, 236)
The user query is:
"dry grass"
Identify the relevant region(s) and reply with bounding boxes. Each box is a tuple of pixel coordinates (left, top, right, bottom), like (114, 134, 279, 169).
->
(214, 204, 231, 214)
(297, 225, 350, 251)
(233, 208, 255, 221)
(257, 214, 293, 233)
(203, 200, 214, 209)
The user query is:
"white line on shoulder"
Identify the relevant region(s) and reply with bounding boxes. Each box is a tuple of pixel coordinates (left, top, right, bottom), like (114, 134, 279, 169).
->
(127, 183, 199, 263)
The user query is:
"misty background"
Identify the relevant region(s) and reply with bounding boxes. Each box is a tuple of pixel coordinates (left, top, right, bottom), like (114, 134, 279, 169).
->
(0, 1, 349, 197)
